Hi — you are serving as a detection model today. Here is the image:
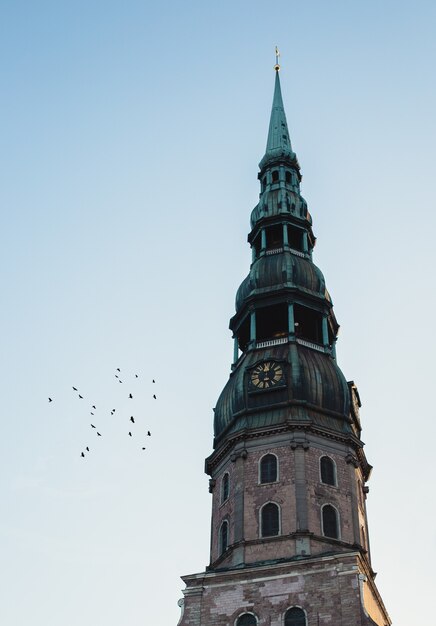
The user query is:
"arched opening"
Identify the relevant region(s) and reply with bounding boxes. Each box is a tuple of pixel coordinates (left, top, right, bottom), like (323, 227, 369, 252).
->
(259, 453, 278, 483)
(219, 520, 229, 554)
(322, 504, 339, 539)
(236, 613, 257, 626)
(320, 456, 336, 486)
(261, 502, 280, 537)
(284, 607, 306, 626)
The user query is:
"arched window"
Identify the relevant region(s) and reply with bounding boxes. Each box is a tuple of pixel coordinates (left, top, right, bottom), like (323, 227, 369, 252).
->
(219, 520, 229, 554)
(236, 613, 257, 626)
(285, 607, 306, 626)
(260, 453, 278, 483)
(261, 502, 280, 537)
(322, 504, 339, 539)
(285, 171, 292, 185)
(272, 170, 279, 182)
(320, 456, 336, 486)
(221, 473, 229, 503)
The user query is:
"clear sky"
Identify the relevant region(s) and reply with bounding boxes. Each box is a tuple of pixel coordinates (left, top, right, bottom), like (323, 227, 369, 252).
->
(1, 1, 435, 625)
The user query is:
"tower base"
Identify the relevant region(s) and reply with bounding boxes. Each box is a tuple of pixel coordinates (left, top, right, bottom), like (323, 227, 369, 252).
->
(178, 551, 390, 626)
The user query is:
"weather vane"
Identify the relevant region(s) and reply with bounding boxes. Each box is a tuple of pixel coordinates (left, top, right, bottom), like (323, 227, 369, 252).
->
(274, 46, 280, 71)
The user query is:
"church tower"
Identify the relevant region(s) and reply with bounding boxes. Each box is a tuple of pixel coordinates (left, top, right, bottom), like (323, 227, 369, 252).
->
(177, 62, 391, 626)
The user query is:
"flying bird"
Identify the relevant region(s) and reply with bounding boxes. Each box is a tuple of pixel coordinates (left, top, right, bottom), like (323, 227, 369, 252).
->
(152, 379, 155, 383)
(73, 387, 78, 391)
(91, 424, 96, 428)
(48, 397, 52, 402)
(147, 431, 151, 437)
(142, 447, 146, 450)
(97, 432, 102, 436)
(78, 394, 83, 399)
(129, 393, 133, 399)
(92, 405, 96, 409)
(119, 380, 123, 383)
(86, 446, 90, 452)
(130, 416, 135, 423)
(135, 374, 139, 378)
(81, 452, 85, 458)
(128, 432, 132, 437)
(91, 412, 94, 416)
(117, 368, 120, 372)
(153, 394, 156, 399)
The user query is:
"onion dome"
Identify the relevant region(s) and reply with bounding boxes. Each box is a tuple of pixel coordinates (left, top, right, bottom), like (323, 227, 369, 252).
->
(213, 342, 351, 444)
(235, 253, 326, 314)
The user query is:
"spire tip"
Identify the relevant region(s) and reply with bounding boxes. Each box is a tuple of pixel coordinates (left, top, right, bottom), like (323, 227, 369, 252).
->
(274, 46, 280, 72)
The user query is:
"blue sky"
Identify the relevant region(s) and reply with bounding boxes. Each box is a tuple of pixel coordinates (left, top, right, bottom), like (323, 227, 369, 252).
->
(1, 2, 435, 625)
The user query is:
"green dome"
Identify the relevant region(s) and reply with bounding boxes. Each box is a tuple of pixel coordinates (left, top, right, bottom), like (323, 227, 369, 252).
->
(213, 343, 351, 445)
(235, 253, 326, 313)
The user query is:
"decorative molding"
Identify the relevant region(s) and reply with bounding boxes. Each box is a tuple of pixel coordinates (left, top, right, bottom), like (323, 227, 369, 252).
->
(230, 448, 248, 463)
(345, 453, 359, 468)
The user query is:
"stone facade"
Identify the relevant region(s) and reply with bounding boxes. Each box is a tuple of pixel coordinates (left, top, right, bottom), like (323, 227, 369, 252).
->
(179, 553, 388, 626)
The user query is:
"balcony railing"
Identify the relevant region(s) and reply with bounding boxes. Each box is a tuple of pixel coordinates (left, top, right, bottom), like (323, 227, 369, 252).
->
(296, 338, 325, 352)
(256, 337, 288, 348)
(266, 247, 284, 256)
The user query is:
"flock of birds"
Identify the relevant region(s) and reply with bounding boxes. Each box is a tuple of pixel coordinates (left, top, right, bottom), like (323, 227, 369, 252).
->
(48, 367, 157, 458)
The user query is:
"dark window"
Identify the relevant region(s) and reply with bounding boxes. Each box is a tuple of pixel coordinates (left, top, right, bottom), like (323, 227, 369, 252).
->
(320, 456, 336, 486)
(266, 224, 283, 249)
(252, 232, 261, 257)
(262, 176, 267, 191)
(237, 316, 250, 353)
(236, 614, 257, 626)
(261, 502, 279, 537)
(272, 170, 279, 182)
(285, 607, 306, 626)
(222, 473, 229, 502)
(285, 171, 292, 185)
(294, 304, 323, 344)
(256, 303, 288, 341)
(288, 226, 303, 251)
(220, 521, 228, 554)
(260, 454, 277, 483)
(322, 505, 339, 539)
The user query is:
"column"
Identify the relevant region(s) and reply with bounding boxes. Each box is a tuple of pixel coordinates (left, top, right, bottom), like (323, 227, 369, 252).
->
(292, 444, 309, 531)
(261, 228, 266, 252)
(288, 302, 295, 338)
(283, 223, 289, 248)
(250, 310, 256, 345)
(233, 336, 239, 365)
(322, 316, 329, 347)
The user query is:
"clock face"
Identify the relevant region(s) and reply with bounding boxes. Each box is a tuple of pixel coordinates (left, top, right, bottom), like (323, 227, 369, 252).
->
(250, 361, 284, 390)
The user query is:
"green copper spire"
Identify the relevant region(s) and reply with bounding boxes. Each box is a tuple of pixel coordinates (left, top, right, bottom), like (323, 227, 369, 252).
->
(259, 65, 297, 171)
(266, 71, 292, 152)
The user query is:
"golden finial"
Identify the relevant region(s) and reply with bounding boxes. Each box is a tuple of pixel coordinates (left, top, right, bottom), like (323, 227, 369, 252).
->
(274, 46, 280, 71)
